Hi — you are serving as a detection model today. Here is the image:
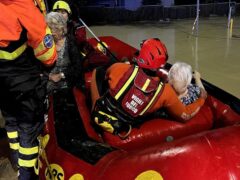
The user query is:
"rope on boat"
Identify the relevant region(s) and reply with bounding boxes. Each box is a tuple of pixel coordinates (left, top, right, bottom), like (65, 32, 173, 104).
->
(78, 17, 119, 62)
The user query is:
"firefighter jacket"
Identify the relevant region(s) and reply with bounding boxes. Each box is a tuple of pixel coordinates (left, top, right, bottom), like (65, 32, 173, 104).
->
(0, 0, 57, 76)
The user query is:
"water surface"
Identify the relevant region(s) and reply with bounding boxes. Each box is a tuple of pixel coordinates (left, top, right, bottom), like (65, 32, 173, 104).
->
(89, 17, 240, 98)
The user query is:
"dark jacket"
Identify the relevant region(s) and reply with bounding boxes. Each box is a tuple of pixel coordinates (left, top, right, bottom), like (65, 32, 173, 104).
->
(63, 30, 85, 89)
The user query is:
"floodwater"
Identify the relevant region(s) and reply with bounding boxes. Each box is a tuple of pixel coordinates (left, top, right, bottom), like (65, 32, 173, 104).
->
(89, 16, 240, 98)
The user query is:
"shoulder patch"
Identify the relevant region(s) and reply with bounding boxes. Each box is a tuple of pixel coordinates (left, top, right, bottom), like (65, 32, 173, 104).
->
(43, 34, 54, 49)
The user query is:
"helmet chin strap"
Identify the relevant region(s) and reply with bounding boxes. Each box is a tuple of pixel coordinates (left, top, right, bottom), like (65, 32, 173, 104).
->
(143, 69, 157, 77)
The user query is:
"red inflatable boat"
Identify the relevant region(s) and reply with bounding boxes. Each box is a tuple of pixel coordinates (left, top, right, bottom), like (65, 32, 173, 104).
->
(38, 36, 240, 180)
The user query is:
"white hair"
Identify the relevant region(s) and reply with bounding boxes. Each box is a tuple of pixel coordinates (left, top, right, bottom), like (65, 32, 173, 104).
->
(168, 62, 192, 89)
(45, 12, 67, 35)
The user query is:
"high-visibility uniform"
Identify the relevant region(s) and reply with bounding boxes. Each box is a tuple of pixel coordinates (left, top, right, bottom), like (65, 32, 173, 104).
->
(0, 0, 57, 179)
(91, 63, 205, 123)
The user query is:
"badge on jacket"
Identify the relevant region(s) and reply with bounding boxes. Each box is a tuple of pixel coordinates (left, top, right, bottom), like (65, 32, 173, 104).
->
(43, 34, 54, 49)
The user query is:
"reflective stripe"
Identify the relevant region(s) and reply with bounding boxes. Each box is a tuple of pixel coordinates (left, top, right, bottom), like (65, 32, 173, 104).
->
(18, 158, 37, 168)
(34, 26, 56, 64)
(35, 0, 47, 16)
(81, 52, 86, 56)
(0, 43, 27, 60)
(99, 111, 118, 120)
(95, 111, 118, 133)
(7, 131, 18, 139)
(115, 66, 139, 100)
(95, 117, 114, 133)
(19, 146, 39, 155)
(141, 79, 150, 92)
(34, 27, 52, 55)
(9, 142, 19, 150)
(140, 82, 163, 115)
(35, 43, 56, 62)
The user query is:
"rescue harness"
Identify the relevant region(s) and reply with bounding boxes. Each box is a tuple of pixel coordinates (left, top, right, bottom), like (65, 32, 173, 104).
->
(93, 65, 164, 138)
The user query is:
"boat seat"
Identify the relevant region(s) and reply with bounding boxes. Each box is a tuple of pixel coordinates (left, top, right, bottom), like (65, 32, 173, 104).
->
(73, 86, 215, 150)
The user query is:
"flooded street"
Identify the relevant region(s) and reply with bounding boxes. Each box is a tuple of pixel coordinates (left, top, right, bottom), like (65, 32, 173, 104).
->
(90, 16, 240, 98)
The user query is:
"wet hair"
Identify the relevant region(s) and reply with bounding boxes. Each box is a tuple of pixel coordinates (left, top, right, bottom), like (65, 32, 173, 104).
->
(168, 62, 192, 91)
(45, 12, 67, 36)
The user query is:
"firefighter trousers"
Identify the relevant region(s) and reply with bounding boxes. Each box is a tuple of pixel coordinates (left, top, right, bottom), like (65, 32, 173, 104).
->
(0, 74, 46, 180)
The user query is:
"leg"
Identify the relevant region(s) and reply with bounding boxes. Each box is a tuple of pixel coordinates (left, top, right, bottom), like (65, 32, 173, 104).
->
(0, 83, 19, 171)
(17, 87, 45, 180)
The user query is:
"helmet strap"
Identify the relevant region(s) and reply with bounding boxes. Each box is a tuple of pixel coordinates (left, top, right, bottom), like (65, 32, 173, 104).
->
(143, 69, 157, 77)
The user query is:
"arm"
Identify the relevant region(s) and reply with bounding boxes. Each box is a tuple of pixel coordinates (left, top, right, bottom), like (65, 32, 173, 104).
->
(193, 71, 205, 90)
(15, 0, 57, 66)
(74, 24, 87, 44)
(162, 84, 206, 122)
(193, 71, 207, 100)
(62, 35, 85, 89)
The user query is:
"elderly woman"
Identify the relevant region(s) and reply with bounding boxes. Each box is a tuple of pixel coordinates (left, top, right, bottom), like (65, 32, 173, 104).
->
(168, 62, 205, 105)
(45, 12, 84, 93)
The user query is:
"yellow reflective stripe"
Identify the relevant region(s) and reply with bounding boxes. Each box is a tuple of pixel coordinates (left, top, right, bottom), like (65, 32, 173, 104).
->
(140, 82, 163, 115)
(99, 111, 118, 120)
(34, 26, 56, 62)
(115, 66, 139, 100)
(95, 117, 114, 133)
(34, 27, 52, 55)
(35, 43, 56, 62)
(9, 143, 19, 150)
(81, 52, 86, 57)
(0, 43, 27, 60)
(141, 79, 150, 92)
(35, 0, 47, 16)
(18, 158, 37, 168)
(19, 146, 39, 155)
(7, 131, 18, 139)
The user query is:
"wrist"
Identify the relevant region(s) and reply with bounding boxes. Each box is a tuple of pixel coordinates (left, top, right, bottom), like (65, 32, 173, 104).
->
(60, 72, 65, 79)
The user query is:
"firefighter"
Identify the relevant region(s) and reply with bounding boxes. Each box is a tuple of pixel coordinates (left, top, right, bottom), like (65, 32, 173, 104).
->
(52, 0, 87, 44)
(91, 38, 207, 135)
(0, 0, 57, 179)
(52, 0, 111, 70)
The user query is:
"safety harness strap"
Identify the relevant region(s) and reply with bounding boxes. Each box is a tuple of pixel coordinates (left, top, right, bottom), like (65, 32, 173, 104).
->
(111, 65, 164, 117)
(140, 81, 164, 115)
(114, 66, 139, 100)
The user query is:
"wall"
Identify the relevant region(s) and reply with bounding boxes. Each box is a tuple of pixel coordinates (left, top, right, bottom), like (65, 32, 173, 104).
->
(162, 0, 175, 7)
(124, 0, 142, 10)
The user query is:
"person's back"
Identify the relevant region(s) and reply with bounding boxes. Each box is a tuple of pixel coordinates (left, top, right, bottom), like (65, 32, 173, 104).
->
(91, 38, 207, 135)
(0, 1, 56, 179)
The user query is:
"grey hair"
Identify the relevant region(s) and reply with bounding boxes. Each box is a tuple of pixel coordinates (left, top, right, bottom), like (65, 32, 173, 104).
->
(45, 12, 67, 35)
(168, 62, 192, 88)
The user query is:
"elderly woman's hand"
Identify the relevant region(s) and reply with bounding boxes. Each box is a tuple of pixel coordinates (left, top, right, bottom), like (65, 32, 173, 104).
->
(49, 73, 62, 82)
(193, 71, 201, 80)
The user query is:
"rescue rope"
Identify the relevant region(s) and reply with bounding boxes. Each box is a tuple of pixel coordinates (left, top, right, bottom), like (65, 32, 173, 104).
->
(78, 17, 119, 62)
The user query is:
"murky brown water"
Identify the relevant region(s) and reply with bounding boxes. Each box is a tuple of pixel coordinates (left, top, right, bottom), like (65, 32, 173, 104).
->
(90, 16, 240, 98)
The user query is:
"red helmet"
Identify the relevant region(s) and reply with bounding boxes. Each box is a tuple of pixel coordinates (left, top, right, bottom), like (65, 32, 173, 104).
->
(136, 38, 168, 70)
